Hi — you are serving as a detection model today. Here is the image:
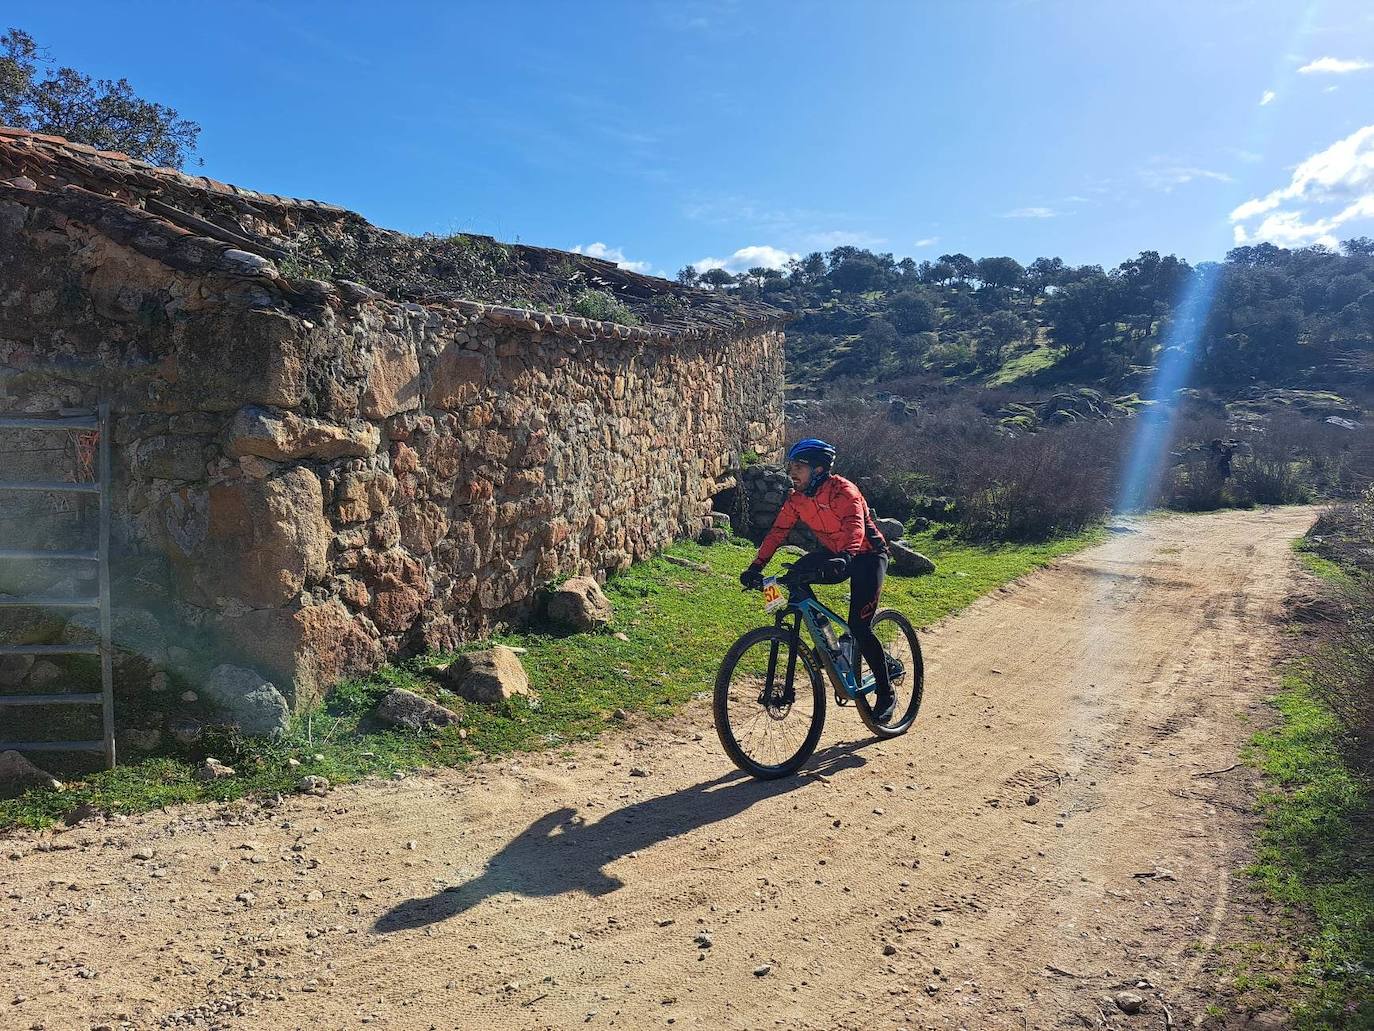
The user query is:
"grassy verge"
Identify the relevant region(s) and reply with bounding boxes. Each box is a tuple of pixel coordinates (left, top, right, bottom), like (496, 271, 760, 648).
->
(1242, 671, 1374, 1026)
(1227, 533, 1373, 1025)
(0, 528, 1100, 832)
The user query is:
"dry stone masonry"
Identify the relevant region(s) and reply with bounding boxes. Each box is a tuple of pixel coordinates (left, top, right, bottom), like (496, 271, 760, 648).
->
(0, 127, 785, 739)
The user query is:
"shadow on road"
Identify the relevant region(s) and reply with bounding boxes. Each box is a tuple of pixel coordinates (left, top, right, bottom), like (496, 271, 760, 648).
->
(373, 739, 875, 933)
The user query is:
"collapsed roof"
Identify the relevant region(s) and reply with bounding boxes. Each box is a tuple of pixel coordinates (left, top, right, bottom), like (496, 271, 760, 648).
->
(0, 126, 783, 336)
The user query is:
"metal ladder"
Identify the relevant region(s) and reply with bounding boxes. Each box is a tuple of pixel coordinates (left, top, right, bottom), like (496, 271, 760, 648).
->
(0, 404, 115, 767)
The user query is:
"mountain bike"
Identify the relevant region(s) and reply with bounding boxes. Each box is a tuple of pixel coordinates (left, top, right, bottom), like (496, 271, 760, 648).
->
(714, 571, 923, 779)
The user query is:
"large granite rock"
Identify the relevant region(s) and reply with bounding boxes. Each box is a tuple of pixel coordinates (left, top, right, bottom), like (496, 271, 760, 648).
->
(200, 664, 290, 736)
(441, 646, 531, 705)
(375, 687, 461, 731)
(876, 517, 905, 541)
(547, 576, 614, 632)
(889, 540, 937, 576)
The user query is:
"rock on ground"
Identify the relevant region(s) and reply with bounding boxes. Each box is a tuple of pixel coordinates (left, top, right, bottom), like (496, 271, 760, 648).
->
(440, 646, 531, 704)
(200, 664, 290, 736)
(0, 750, 63, 793)
(194, 757, 235, 781)
(876, 517, 905, 541)
(375, 688, 461, 731)
(697, 525, 727, 545)
(546, 576, 614, 632)
(889, 539, 937, 576)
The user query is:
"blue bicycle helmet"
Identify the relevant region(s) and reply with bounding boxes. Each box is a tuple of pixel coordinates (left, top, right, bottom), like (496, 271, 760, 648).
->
(786, 438, 837, 496)
(786, 438, 837, 467)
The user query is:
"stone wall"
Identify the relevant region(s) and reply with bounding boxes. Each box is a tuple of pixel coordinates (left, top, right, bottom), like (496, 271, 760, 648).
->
(0, 180, 785, 722)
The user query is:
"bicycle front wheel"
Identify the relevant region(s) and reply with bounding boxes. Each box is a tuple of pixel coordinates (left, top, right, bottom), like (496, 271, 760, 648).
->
(855, 608, 924, 737)
(713, 625, 826, 779)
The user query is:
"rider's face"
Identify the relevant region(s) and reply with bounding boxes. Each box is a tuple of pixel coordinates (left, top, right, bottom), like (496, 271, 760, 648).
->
(787, 460, 814, 491)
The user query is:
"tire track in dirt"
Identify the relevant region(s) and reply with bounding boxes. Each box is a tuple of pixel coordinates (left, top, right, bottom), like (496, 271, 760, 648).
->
(0, 506, 1316, 1030)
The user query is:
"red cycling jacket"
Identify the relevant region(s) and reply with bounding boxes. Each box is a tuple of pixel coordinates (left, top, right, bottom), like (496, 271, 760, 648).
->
(753, 474, 888, 567)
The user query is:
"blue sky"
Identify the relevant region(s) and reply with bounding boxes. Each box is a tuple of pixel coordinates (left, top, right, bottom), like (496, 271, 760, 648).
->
(15, 1, 1374, 277)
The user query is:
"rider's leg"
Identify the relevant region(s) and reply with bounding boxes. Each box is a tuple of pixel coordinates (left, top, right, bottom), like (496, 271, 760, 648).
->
(847, 552, 895, 720)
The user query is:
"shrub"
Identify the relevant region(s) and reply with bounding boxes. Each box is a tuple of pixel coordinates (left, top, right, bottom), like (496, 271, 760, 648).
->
(1230, 456, 1309, 506)
(570, 289, 640, 326)
(1166, 463, 1228, 511)
(955, 422, 1118, 541)
(1305, 491, 1374, 778)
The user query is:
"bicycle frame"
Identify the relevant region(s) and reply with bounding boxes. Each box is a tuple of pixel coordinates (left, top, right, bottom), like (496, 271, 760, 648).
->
(772, 590, 878, 701)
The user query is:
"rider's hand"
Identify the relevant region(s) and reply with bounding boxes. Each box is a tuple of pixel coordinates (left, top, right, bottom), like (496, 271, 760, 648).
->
(739, 565, 765, 590)
(822, 555, 850, 580)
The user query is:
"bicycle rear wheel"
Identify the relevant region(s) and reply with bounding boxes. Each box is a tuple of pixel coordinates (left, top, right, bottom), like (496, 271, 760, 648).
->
(855, 608, 924, 737)
(714, 625, 826, 779)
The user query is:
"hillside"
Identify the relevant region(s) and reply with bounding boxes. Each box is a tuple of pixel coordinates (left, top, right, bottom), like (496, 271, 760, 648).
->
(684, 241, 1374, 402)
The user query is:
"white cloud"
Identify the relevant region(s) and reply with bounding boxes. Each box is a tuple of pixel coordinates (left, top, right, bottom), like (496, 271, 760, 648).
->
(1002, 206, 1057, 219)
(1259, 89, 1277, 105)
(1298, 56, 1372, 74)
(1229, 124, 1374, 247)
(571, 242, 651, 274)
(914, 236, 940, 248)
(800, 229, 888, 249)
(693, 245, 798, 273)
(1139, 165, 1234, 192)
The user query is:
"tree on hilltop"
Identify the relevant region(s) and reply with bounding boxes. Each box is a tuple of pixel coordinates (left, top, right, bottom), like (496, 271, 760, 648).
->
(0, 27, 200, 168)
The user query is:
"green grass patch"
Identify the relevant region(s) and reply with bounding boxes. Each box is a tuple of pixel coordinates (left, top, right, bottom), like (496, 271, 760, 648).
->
(0, 528, 1101, 831)
(1292, 537, 1357, 589)
(1244, 670, 1374, 1026)
(985, 344, 1064, 387)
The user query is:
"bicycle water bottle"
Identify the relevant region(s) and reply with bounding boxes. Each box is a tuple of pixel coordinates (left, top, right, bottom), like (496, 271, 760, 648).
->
(838, 632, 855, 673)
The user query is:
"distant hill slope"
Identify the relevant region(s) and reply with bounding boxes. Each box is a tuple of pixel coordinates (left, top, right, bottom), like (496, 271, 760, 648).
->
(680, 241, 1374, 400)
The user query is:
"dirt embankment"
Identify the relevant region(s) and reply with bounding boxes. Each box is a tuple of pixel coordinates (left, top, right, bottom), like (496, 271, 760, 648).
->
(1, 506, 1317, 1030)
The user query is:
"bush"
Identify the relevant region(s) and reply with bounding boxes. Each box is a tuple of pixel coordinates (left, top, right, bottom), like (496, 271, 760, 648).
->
(570, 289, 639, 326)
(955, 422, 1118, 541)
(1230, 456, 1309, 506)
(1165, 463, 1228, 511)
(1305, 491, 1374, 778)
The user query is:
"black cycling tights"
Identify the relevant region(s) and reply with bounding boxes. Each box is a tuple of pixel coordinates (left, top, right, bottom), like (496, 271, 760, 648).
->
(791, 550, 892, 696)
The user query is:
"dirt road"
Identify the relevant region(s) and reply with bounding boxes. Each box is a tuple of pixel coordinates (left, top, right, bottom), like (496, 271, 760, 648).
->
(1, 506, 1316, 1030)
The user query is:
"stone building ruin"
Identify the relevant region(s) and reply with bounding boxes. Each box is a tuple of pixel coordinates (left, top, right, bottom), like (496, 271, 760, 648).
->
(0, 127, 785, 749)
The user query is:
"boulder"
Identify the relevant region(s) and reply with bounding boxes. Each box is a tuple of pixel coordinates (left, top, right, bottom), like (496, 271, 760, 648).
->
(201, 664, 290, 736)
(709, 511, 733, 530)
(547, 576, 614, 632)
(0, 750, 63, 793)
(441, 646, 532, 705)
(697, 526, 727, 545)
(876, 517, 905, 542)
(889, 540, 937, 576)
(375, 687, 461, 731)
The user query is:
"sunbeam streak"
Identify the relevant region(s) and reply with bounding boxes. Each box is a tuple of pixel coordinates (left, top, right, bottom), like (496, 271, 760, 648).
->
(1117, 264, 1223, 512)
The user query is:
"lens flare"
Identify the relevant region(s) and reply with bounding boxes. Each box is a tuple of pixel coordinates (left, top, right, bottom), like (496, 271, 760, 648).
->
(1116, 264, 1223, 512)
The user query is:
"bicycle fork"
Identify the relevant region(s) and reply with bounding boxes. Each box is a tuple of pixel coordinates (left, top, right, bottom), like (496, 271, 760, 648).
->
(760, 612, 802, 708)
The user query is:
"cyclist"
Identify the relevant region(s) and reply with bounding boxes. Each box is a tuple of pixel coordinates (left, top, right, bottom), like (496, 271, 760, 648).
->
(739, 438, 895, 723)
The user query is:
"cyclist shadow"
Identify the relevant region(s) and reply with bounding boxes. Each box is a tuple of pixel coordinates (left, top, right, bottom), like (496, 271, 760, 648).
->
(373, 740, 874, 933)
